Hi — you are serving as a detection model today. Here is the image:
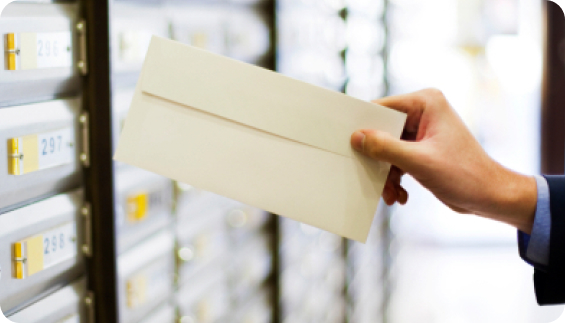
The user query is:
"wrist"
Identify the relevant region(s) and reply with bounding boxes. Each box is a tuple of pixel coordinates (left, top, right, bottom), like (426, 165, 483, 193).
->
(480, 168, 537, 234)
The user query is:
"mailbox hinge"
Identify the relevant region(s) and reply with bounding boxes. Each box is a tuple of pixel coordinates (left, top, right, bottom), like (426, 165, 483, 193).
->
(85, 290, 96, 323)
(79, 112, 90, 168)
(76, 20, 88, 75)
(81, 202, 93, 257)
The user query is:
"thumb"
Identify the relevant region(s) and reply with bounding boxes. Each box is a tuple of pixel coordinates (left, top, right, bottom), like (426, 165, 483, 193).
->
(351, 130, 419, 171)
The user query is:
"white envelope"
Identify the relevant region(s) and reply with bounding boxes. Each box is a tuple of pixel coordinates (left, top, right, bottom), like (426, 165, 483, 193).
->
(114, 36, 406, 242)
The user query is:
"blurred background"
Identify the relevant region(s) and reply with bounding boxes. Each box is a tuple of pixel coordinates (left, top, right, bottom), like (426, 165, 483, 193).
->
(1, 0, 565, 322)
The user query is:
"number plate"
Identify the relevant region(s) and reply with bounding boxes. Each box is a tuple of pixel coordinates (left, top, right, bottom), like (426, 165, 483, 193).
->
(8, 128, 74, 175)
(5, 32, 73, 71)
(13, 222, 77, 279)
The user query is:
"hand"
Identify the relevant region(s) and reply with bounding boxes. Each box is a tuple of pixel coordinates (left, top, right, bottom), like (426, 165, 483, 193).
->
(351, 89, 537, 234)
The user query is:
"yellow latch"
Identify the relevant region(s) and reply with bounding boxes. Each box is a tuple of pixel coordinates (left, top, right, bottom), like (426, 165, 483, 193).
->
(6, 33, 16, 70)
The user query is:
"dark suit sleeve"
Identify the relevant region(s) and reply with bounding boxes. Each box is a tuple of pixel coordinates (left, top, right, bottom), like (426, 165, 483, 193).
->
(533, 175, 565, 305)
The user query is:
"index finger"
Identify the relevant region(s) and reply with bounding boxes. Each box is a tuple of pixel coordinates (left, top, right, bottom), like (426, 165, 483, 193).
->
(372, 90, 429, 134)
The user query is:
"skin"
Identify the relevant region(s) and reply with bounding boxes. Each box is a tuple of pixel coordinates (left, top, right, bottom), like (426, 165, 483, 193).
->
(351, 88, 537, 234)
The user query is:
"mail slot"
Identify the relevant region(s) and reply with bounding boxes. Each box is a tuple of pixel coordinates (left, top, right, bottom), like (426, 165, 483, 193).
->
(7, 277, 86, 323)
(0, 98, 82, 213)
(117, 230, 174, 323)
(0, 189, 85, 314)
(168, 5, 227, 55)
(177, 267, 230, 323)
(0, 3, 81, 107)
(115, 167, 173, 253)
(111, 3, 168, 87)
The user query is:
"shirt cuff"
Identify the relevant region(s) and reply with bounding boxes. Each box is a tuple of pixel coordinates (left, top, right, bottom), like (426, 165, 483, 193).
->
(518, 175, 551, 269)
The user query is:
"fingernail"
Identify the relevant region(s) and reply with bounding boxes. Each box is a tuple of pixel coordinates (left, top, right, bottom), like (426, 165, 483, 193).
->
(351, 131, 366, 152)
(383, 187, 391, 201)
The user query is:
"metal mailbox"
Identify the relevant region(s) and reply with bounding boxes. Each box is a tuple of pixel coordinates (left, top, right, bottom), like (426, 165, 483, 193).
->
(0, 98, 82, 213)
(0, 3, 82, 107)
(7, 278, 87, 323)
(117, 230, 174, 323)
(0, 189, 85, 314)
(114, 167, 173, 253)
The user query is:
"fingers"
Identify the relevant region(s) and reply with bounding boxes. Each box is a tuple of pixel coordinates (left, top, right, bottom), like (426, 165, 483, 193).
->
(382, 167, 408, 206)
(351, 129, 420, 172)
(373, 92, 425, 134)
(382, 181, 408, 206)
(373, 88, 446, 135)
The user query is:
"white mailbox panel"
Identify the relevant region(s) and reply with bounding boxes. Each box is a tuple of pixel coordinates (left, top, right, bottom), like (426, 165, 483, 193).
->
(229, 234, 272, 303)
(111, 3, 168, 87)
(117, 230, 174, 323)
(177, 267, 230, 323)
(0, 190, 84, 313)
(111, 88, 135, 169)
(0, 98, 81, 212)
(138, 303, 175, 323)
(226, 8, 270, 64)
(234, 289, 272, 323)
(168, 5, 227, 56)
(7, 278, 86, 323)
(0, 3, 80, 106)
(114, 167, 173, 253)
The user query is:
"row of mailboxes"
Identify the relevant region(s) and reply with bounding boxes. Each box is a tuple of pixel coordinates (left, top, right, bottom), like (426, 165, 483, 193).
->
(110, 2, 270, 89)
(279, 220, 347, 323)
(0, 1, 274, 323)
(0, 2, 87, 322)
(0, 2, 269, 108)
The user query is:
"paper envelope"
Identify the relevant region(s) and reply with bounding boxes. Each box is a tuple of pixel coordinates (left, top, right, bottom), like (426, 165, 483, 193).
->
(114, 36, 407, 242)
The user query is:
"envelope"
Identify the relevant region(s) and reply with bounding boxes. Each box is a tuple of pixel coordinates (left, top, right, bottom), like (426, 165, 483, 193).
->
(114, 36, 406, 242)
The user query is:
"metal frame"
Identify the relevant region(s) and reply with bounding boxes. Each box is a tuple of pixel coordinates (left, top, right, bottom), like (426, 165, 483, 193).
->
(82, 0, 119, 322)
(541, 0, 565, 175)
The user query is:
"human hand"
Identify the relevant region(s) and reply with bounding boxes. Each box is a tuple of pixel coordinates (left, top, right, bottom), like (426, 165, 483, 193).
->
(351, 89, 537, 233)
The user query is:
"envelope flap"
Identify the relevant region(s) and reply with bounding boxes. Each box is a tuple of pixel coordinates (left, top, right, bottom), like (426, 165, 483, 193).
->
(140, 36, 406, 158)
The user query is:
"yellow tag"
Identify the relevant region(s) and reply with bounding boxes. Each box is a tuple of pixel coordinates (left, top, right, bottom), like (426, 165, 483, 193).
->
(6, 33, 16, 70)
(7, 137, 21, 175)
(126, 274, 147, 308)
(127, 192, 148, 222)
(7, 135, 39, 175)
(13, 235, 44, 279)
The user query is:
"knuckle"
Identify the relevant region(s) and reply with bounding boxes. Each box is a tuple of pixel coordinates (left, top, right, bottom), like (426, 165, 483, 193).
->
(421, 88, 448, 111)
(365, 131, 389, 158)
(424, 88, 445, 100)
